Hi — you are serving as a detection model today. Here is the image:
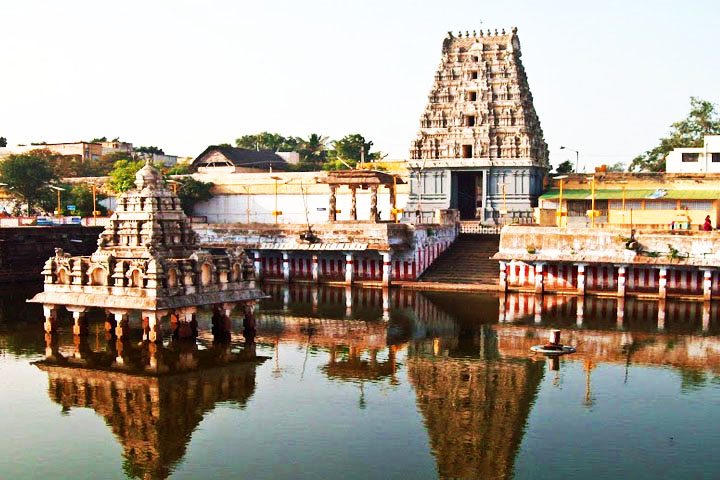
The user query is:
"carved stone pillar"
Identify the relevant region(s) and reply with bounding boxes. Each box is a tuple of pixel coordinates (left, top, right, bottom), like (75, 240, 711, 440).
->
(370, 185, 379, 222)
(67, 306, 88, 336)
(328, 185, 337, 222)
(142, 310, 167, 342)
(389, 184, 397, 222)
(43, 304, 58, 334)
(109, 309, 131, 339)
(44, 333, 61, 360)
(178, 306, 198, 339)
(350, 186, 358, 221)
(212, 304, 233, 340)
(243, 301, 257, 341)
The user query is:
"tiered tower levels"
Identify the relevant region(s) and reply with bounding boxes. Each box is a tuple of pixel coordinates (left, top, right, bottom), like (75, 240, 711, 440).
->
(30, 160, 264, 316)
(411, 28, 548, 167)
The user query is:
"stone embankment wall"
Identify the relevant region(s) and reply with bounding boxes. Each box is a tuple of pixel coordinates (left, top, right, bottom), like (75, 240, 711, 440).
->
(495, 226, 720, 298)
(0, 226, 102, 283)
(195, 222, 457, 284)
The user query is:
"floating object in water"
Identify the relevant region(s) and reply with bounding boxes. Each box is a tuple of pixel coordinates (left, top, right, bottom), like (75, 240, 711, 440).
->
(530, 329, 577, 355)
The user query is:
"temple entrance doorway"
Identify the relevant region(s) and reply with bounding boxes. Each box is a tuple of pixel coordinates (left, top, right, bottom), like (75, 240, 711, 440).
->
(454, 171, 481, 220)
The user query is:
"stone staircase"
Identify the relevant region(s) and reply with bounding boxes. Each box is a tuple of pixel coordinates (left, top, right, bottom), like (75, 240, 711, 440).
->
(419, 234, 500, 285)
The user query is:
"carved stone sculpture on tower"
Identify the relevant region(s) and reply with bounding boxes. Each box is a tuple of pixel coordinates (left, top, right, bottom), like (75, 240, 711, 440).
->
(30, 159, 265, 341)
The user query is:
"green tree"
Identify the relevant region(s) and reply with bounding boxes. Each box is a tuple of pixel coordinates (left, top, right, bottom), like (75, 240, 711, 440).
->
(296, 133, 328, 171)
(629, 97, 720, 172)
(89, 136, 107, 143)
(235, 132, 298, 152)
(0, 137, 6, 147)
(109, 159, 145, 193)
(0, 151, 56, 213)
(134, 146, 165, 155)
(165, 163, 191, 175)
(67, 184, 108, 217)
(325, 134, 379, 170)
(554, 160, 574, 175)
(175, 177, 213, 215)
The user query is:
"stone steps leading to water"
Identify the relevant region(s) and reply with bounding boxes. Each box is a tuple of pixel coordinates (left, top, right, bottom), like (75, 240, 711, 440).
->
(419, 234, 500, 285)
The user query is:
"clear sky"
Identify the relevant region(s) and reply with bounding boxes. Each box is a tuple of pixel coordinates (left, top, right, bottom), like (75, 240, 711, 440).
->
(2, 0, 718, 170)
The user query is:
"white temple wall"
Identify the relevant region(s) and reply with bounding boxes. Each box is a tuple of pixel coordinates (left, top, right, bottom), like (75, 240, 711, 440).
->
(192, 191, 409, 224)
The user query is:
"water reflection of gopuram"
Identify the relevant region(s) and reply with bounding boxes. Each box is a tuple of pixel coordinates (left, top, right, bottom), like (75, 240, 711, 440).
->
(256, 285, 720, 478)
(36, 337, 266, 480)
(258, 284, 547, 479)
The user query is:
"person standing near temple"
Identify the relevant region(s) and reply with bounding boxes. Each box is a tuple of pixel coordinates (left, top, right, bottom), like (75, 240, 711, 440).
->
(703, 215, 713, 231)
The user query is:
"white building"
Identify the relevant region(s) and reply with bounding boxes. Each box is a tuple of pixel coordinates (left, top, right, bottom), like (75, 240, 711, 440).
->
(666, 135, 720, 173)
(190, 170, 409, 224)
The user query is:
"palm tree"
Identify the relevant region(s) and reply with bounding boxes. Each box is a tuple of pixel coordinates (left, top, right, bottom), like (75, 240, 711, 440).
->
(298, 133, 328, 170)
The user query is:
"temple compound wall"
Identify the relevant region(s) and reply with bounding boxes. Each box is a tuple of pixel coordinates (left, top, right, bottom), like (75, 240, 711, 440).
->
(495, 225, 720, 299)
(194, 221, 458, 285)
(0, 225, 101, 283)
(190, 170, 410, 224)
(405, 28, 549, 225)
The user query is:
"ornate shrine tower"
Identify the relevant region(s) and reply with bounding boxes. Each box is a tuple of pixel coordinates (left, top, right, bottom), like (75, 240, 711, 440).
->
(30, 159, 264, 341)
(407, 28, 549, 224)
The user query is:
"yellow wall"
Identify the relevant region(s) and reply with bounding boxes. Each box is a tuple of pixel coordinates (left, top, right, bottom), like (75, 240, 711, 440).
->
(537, 201, 719, 229)
(607, 207, 718, 228)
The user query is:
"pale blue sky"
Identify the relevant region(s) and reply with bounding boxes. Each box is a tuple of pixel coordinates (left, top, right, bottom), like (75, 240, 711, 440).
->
(2, 0, 718, 169)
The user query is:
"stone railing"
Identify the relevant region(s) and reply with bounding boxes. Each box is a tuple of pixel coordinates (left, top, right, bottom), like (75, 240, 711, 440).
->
(459, 222, 502, 235)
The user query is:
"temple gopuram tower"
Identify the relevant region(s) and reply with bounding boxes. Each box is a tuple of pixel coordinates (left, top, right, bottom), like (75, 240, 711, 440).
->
(407, 28, 549, 224)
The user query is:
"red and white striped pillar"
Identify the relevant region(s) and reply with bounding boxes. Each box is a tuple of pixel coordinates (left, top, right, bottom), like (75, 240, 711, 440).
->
(382, 252, 392, 286)
(534, 262, 544, 294)
(703, 269, 712, 301)
(658, 267, 667, 299)
(576, 263, 586, 296)
(345, 253, 354, 285)
(617, 265, 626, 297)
(499, 261, 507, 292)
(281, 252, 290, 283)
(311, 255, 319, 283)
